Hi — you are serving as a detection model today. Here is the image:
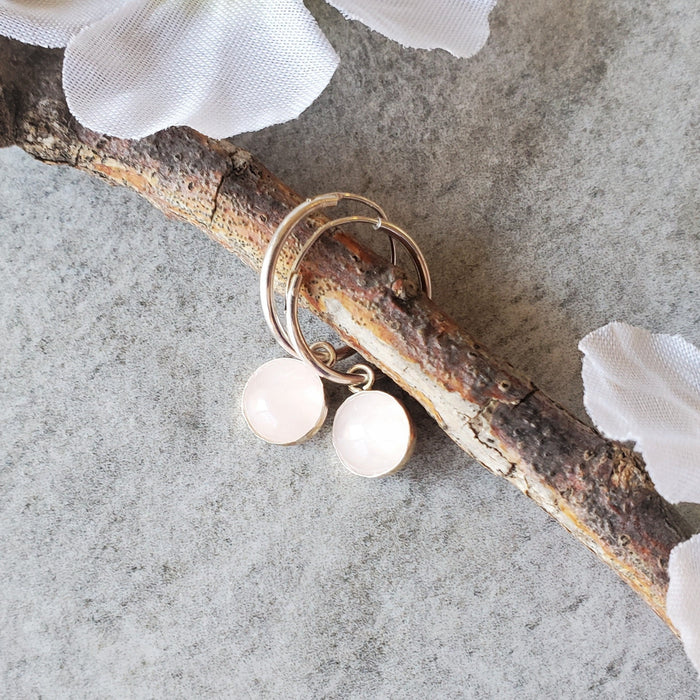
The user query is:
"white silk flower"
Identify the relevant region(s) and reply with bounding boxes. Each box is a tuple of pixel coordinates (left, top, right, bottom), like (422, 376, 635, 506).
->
(0, 0, 496, 139)
(580, 322, 700, 675)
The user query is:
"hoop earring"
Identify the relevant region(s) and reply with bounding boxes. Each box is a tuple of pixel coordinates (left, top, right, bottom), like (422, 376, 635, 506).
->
(241, 193, 432, 477)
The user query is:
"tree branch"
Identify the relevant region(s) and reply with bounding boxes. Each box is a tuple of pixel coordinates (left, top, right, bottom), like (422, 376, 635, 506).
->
(0, 37, 690, 630)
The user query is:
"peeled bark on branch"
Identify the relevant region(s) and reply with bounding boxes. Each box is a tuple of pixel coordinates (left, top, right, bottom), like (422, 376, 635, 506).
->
(0, 38, 691, 630)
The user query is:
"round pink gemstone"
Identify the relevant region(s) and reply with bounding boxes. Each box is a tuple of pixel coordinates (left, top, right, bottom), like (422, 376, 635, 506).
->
(242, 357, 326, 445)
(332, 391, 414, 477)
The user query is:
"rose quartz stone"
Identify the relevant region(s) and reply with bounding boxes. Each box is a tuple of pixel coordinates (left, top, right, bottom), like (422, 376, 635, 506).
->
(242, 357, 326, 445)
(332, 390, 414, 477)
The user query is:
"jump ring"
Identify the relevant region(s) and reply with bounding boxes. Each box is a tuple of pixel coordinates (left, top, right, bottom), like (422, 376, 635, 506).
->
(310, 341, 337, 368)
(347, 364, 375, 393)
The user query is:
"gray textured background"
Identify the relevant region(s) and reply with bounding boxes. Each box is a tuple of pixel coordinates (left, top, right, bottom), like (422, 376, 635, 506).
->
(1, 0, 699, 697)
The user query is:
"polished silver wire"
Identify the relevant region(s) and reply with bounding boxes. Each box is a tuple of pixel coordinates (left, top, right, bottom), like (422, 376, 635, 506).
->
(284, 215, 432, 386)
(260, 193, 393, 359)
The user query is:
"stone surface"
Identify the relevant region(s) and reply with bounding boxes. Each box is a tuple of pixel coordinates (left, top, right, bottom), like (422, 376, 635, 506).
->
(243, 357, 327, 445)
(1, 0, 699, 696)
(333, 390, 414, 477)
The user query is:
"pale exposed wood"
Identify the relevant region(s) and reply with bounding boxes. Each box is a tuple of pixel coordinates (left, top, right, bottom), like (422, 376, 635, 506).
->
(0, 37, 691, 630)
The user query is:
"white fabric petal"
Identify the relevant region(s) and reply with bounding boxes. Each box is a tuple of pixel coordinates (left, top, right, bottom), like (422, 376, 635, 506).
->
(579, 322, 700, 504)
(327, 0, 496, 57)
(0, 0, 129, 48)
(63, 0, 339, 139)
(668, 534, 700, 675)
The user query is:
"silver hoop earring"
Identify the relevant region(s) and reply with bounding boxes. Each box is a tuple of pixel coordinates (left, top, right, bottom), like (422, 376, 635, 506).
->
(241, 193, 432, 477)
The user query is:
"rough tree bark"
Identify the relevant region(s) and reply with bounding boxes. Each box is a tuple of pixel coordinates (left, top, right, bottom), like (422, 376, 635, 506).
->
(0, 38, 691, 631)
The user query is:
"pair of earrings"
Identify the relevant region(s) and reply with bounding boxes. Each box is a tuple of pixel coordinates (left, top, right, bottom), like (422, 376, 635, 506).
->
(241, 193, 432, 477)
